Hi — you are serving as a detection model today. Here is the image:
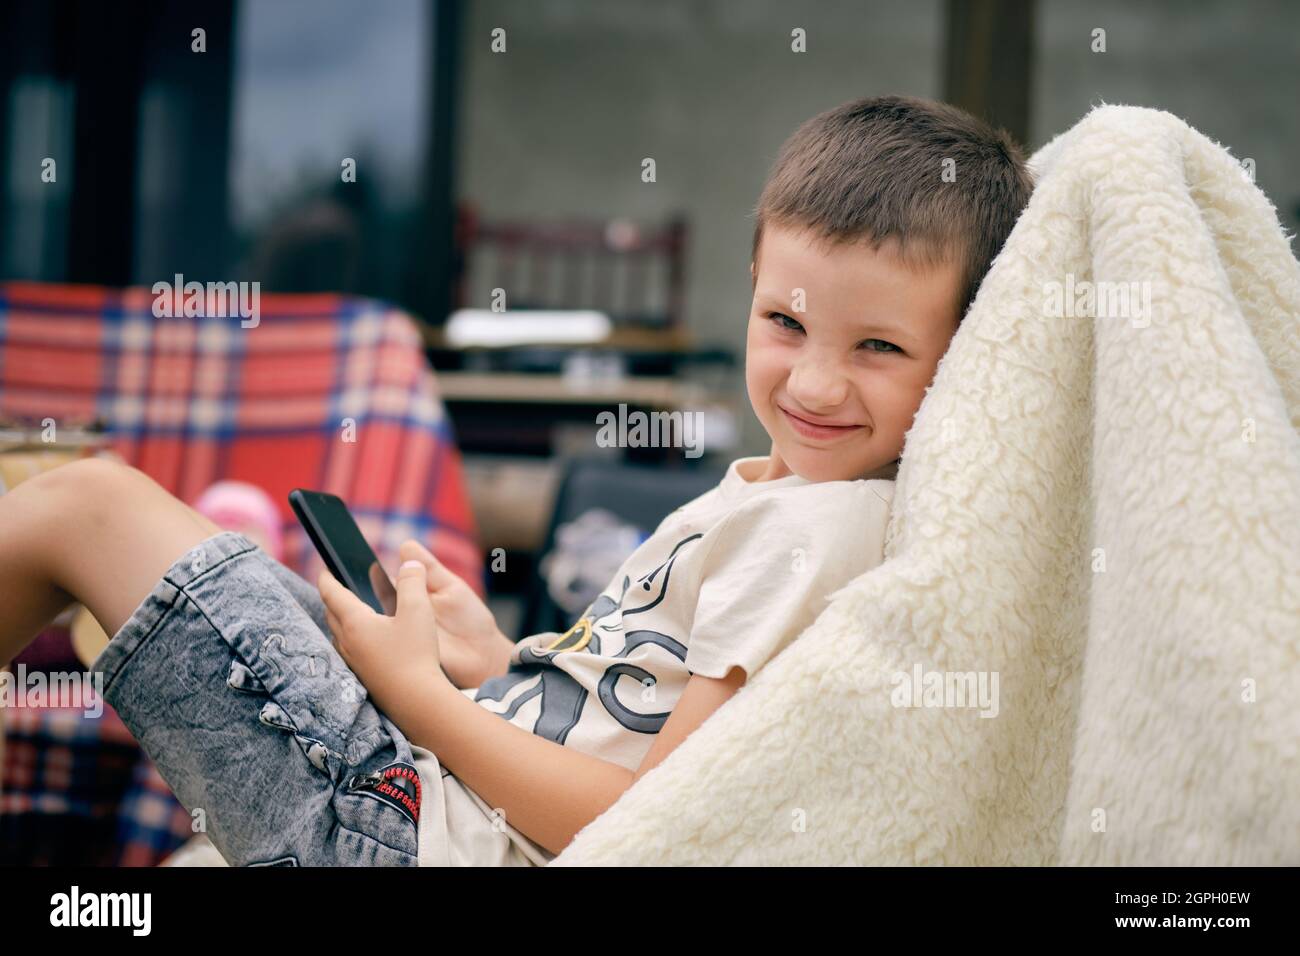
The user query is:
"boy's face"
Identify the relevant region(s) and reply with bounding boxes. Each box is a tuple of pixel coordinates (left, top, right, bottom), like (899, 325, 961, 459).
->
(746, 222, 963, 483)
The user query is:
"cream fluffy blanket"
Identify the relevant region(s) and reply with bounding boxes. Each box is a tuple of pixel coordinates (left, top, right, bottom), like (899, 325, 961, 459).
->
(551, 106, 1300, 866)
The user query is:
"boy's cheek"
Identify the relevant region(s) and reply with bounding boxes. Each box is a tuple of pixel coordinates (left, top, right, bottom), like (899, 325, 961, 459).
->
(862, 386, 918, 440)
(745, 348, 789, 392)
(743, 358, 775, 403)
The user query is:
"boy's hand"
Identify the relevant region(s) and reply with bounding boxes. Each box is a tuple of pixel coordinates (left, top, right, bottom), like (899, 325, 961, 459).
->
(398, 539, 514, 689)
(318, 560, 447, 715)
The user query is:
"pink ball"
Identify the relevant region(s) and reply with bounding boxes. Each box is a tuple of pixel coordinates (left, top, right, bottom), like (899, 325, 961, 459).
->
(193, 480, 284, 560)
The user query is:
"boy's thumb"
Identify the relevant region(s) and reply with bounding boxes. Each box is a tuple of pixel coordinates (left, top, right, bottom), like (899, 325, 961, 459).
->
(396, 560, 435, 628)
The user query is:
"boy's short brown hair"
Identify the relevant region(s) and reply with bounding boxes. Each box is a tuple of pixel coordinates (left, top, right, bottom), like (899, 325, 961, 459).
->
(751, 95, 1034, 320)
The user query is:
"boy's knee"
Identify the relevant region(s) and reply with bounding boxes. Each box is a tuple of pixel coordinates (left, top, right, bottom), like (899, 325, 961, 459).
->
(30, 459, 166, 531)
(37, 457, 138, 503)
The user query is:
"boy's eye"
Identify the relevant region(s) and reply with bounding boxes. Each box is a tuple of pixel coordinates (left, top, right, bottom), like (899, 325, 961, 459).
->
(765, 311, 803, 332)
(861, 338, 902, 353)
(765, 312, 902, 354)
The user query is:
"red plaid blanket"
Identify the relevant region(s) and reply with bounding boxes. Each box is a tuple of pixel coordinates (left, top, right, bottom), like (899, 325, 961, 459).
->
(0, 280, 485, 865)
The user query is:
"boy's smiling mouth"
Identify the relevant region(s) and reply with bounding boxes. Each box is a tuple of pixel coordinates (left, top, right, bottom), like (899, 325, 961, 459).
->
(778, 404, 865, 441)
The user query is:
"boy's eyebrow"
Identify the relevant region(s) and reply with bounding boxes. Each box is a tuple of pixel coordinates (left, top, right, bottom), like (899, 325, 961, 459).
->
(754, 291, 912, 340)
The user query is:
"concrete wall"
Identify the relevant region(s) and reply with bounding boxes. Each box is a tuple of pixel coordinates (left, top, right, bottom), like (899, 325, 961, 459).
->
(1032, 0, 1298, 234)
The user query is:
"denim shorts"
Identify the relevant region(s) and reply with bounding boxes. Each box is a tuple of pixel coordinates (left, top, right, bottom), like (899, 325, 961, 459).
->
(92, 531, 430, 866)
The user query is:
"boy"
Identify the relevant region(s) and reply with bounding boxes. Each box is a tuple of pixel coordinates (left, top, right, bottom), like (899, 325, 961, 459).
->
(0, 95, 1032, 866)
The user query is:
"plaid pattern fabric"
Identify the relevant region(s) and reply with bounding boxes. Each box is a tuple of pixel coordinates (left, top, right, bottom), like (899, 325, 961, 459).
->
(0, 280, 485, 865)
(0, 281, 483, 588)
(0, 684, 193, 866)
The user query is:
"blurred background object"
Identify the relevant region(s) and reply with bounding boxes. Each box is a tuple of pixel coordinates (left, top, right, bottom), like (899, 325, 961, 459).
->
(192, 480, 286, 560)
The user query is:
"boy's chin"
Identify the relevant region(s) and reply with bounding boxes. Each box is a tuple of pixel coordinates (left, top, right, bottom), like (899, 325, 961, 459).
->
(780, 445, 891, 482)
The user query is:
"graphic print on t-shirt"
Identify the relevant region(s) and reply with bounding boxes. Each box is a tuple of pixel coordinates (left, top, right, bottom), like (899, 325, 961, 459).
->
(474, 531, 704, 746)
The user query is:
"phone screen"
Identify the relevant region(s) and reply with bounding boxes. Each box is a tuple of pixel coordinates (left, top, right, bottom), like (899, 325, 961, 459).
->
(289, 489, 398, 616)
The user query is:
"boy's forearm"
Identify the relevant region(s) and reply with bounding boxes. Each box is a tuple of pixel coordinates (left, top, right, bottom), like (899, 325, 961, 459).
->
(482, 631, 515, 683)
(389, 675, 634, 857)
(453, 632, 514, 690)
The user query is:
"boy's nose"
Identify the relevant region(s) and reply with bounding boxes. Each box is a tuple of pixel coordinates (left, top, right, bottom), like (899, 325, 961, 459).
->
(786, 356, 852, 410)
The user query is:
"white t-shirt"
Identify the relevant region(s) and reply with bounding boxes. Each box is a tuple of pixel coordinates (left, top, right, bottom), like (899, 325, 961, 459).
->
(414, 454, 894, 864)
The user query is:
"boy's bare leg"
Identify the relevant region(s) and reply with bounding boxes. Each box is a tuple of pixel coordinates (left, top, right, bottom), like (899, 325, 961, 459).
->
(0, 458, 225, 665)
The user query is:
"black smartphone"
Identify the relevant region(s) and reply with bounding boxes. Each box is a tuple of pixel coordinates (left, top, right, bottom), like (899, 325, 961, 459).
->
(289, 489, 398, 616)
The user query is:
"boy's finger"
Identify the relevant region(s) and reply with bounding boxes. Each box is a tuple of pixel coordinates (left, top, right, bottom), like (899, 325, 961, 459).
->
(399, 540, 461, 591)
(398, 541, 433, 584)
(395, 560, 436, 633)
(324, 606, 343, 642)
(318, 568, 367, 622)
(317, 569, 342, 615)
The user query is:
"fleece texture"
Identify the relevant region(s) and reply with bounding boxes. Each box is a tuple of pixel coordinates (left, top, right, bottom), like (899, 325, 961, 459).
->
(551, 105, 1300, 866)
